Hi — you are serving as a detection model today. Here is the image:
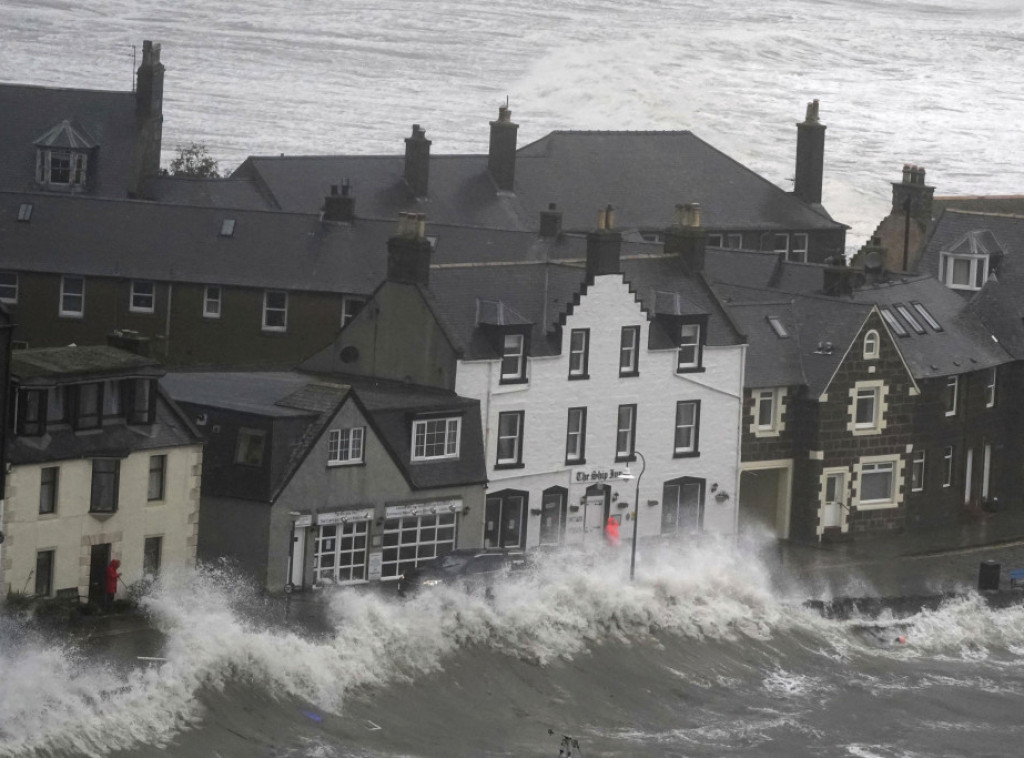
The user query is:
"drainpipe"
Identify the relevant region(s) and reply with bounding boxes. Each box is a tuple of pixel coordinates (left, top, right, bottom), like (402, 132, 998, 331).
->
(164, 283, 173, 359)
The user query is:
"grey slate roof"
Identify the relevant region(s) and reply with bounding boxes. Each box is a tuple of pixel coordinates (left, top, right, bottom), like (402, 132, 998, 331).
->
(232, 130, 846, 234)
(0, 84, 137, 196)
(142, 176, 278, 210)
(12, 345, 162, 384)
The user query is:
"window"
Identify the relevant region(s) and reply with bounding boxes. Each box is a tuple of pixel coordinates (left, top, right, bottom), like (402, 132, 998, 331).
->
(484, 491, 527, 549)
(985, 367, 997, 408)
(60, 276, 84, 317)
(203, 286, 221, 318)
(568, 329, 589, 379)
(314, 519, 370, 584)
(328, 427, 365, 465)
(0, 272, 17, 303)
(943, 446, 955, 487)
(39, 149, 87, 186)
(615, 404, 636, 461)
(496, 411, 525, 467)
(18, 203, 33, 222)
(565, 407, 587, 464)
(17, 388, 46, 436)
(147, 455, 166, 501)
(74, 382, 102, 430)
(940, 252, 988, 290)
(412, 417, 461, 461)
(125, 379, 154, 424)
(39, 467, 59, 514)
(144, 536, 163, 577)
(863, 329, 879, 359)
(130, 281, 156, 313)
(500, 333, 526, 383)
(381, 511, 457, 579)
(880, 308, 907, 337)
(855, 386, 878, 428)
(341, 296, 366, 327)
(911, 451, 925, 492)
(619, 326, 640, 376)
(220, 219, 236, 237)
(677, 323, 702, 370)
(103, 379, 122, 418)
(894, 304, 925, 334)
(47, 386, 66, 424)
(90, 458, 120, 513)
(790, 233, 808, 263)
(708, 233, 723, 247)
(767, 316, 789, 338)
(674, 400, 700, 456)
(754, 388, 782, 435)
(773, 233, 790, 255)
(35, 550, 54, 598)
(944, 376, 958, 416)
(726, 233, 743, 249)
(912, 302, 942, 332)
(859, 460, 895, 504)
(235, 428, 266, 466)
(262, 290, 288, 331)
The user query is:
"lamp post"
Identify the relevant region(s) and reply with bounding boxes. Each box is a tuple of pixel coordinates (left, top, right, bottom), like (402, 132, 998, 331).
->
(618, 450, 645, 581)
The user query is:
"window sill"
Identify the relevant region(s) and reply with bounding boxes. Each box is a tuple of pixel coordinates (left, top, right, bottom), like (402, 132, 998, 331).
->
(675, 367, 706, 374)
(411, 456, 460, 464)
(327, 460, 365, 468)
(568, 374, 590, 381)
(499, 377, 528, 386)
(494, 462, 525, 470)
(565, 457, 586, 466)
(855, 500, 899, 512)
(88, 511, 117, 520)
(58, 313, 84, 319)
(129, 308, 156, 316)
(673, 451, 700, 459)
(615, 454, 637, 463)
(261, 328, 288, 335)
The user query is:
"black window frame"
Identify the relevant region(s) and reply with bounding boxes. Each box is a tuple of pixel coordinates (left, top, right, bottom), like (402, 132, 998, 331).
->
(144, 536, 163, 577)
(89, 458, 121, 514)
(39, 466, 59, 515)
(72, 382, 103, 431)
(235, 428, 267, 466)
(124, 379, 156, 425)
(568, 328, 590, 380)
(35, 549, 54, 597)
(147, 454, 167, 501)
(565, 406, 587, 465)
(495, 410, 525, 469)
(619, 325, 641, 377)
(615, 403, 637, 462)
(17, 387, 47, 436)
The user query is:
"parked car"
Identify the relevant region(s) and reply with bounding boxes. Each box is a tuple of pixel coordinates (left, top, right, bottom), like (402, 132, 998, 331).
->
(397, 548, 527, 596)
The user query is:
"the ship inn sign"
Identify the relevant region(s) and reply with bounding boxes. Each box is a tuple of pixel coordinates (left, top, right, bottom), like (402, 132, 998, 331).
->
(572, 465, 630, 484)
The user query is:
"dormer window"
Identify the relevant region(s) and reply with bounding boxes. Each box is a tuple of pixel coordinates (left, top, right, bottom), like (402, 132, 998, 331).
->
(500, 333, 527, 384)
(677, 322, 703, 371)
(938, 230, 1003, 291)
(34, 120, 97, 191)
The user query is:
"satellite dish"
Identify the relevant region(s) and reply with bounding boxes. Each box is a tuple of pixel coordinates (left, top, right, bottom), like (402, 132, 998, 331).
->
(864, 251, 883, 272)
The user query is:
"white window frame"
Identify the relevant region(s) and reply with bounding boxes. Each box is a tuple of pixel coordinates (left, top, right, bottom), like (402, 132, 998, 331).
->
(848, 380, 887, 436)
(773, 232, 790, 255)
(985, 367, 997, 408)
(863, 329, 879, 359)
(130, 280, 156, 313)
(790, 233, 808, 263)
(412, 417, 461, 461)
(341, 295, 366, 327)
(911, 450, 925, 492)
(204, 285, 222, 319)
(500, 333, 526, 383)
(59, 275, 85, 318)
(619, 325, 640, 376)
(940, 252, 988, 291)
(568, 328, 589, 378)
(565, 407, 586, 464)
(328, 427, 365, 465)
(854, 455, 902, 510)
(673, 400, 699, 456)
(0, 272, 17, 304)
(943, 446, 954, 487)
(753, 388, 784, 437)
(677, 323, 701, 370)
(495, 411, 524, 467)
(39, 149, 87, 186)
(707, 233, 723, 247)
(894, 305, 925, 334)
(726, 233, 743, 249)
(944, 375, 958, 417)
(262, 290, 288, 332)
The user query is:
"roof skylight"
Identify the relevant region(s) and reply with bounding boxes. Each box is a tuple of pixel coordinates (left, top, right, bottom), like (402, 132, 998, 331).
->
(894, 304, 925, 335)
(766, 315, 789, 338)
(220, 219, 236, 237)
(880, 308, 908, 337)
(911, 301, 943, 332)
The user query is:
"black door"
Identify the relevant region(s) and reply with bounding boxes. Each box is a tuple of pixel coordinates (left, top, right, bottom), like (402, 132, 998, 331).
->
(88, 543, 111, 605)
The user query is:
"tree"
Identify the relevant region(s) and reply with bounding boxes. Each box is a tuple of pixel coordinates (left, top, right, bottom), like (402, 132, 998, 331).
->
(167, 142, 221, 178)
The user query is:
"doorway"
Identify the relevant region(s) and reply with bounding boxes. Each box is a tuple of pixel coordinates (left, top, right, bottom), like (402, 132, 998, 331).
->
(485, 490, 528, 549)
(583, 483, 610, 545)
(88, 542, 111, 606)
(289, 523, 307, 589)
(661, 477, 705, 535)
(539, 487, 568, 547)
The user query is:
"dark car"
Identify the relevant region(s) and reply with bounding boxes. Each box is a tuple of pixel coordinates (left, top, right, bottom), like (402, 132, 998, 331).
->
(397, 548, 527, 596)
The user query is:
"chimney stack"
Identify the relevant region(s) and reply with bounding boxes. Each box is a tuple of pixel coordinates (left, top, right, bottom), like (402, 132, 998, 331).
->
(107, 328, 152, 357)
(793, 99, 826, 206)
(891, 163, 935, 222)
(387, 212, 432, 286)
(488, 104, 519, 192)
(539, 202, 563, 238)
(129, 40, 165, 197)
(404, 124, 431, 198)
(664, 202, 707, 274)
(822, 258, 855, 297)
(585, 205, 622, 277)
(323, 181, 356, 222)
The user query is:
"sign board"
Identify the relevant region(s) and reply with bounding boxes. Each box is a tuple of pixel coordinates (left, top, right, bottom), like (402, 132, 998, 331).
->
(293, 514, 313, 528)
(317, 507, 374, 526)
(367, 551, 383, 581)
(385, 498, 462, 519)
(572, 465, 631, 484)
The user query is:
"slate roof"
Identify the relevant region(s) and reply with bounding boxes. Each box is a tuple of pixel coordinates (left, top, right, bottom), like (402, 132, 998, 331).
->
(142, 175, 278, 210)
(933, 195, 1024, 218)
(704, 247, 1011, 391)
(162, 371, 486, 500)
(232, 130, 846, 235)
(918, 209, 1024, 280)
(0, 84, 137, 196)
(423, 252, 745, 362)
(8, 345, 200, 466)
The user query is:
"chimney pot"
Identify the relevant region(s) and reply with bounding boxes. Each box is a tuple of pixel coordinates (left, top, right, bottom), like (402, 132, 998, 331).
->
(323, 182, 355, 222)
(794, 99, 826, 205)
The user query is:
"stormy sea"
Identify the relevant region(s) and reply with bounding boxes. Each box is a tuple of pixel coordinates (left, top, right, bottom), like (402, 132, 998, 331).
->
(1, 0, 1023, 246)
(3, 540, 1024, 757)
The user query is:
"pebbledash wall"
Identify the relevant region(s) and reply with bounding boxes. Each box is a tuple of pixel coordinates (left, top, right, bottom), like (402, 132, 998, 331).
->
(455, 274, 745, 548)
(2, 446, 201, 596)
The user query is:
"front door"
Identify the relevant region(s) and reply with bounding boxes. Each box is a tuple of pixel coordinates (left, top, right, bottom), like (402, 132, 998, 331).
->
(539, 489, 567, 547)
(583, 484, 609, 545)
(662, 478, 705, 535)
(88, 542, 111, 606)
(822, 472, 845, 528)
(485, 491, 527, 549)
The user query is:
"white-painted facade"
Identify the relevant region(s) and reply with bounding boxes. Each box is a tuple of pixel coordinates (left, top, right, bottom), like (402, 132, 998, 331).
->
(455, 273, 745, 551)
(2, 445, 202, 598)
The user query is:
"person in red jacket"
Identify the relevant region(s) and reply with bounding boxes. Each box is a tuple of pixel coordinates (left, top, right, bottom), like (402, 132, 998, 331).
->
(605, 516, 620, 548)
(104, 559, 121, 611)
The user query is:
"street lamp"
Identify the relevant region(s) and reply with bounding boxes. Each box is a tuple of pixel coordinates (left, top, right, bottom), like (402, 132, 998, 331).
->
(618, 450, 646, 581)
